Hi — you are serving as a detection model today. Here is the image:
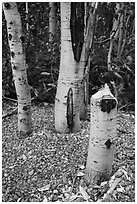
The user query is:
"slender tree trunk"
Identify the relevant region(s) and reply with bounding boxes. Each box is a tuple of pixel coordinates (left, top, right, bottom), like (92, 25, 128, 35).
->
(26, 2, 29, 32)
(49, 2, 56, 41)
(117, 3, 124, 59)
(85, 84, 117, 185)
(80, 2, 98, 120)
(3, 2, 32, 136)
(107, 14, 119, 71)
(120, 6, 129, 58)
(55, 2, 85, 133)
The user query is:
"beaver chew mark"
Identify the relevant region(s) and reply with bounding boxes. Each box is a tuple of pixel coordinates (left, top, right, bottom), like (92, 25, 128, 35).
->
(101, 98, 116, 113)
(67, 88, 74, 129)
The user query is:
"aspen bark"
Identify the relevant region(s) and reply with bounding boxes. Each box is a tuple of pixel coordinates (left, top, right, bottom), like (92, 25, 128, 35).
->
(49, 2, 56, 41)
(80, 2, 98, 120)
(120, 6, 129, 58)
(26, 2, 29, 32)
(108, 3, 120, 71)
(117, 3, 124, 59)
(3, 2, 32, 136)
(85, 84, 117, 185)
(55, 2, 85, 133)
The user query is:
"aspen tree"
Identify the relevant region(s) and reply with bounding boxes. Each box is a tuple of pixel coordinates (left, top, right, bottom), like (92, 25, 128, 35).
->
(117, 3, 124, 59)
(80, 2, 98, 120)
(3, 2, 32, 136)
(55, 2, 85, 133)
(85, 84, 117, 185)
(26, 2, 29, 32)
(49, 2, 56, 41)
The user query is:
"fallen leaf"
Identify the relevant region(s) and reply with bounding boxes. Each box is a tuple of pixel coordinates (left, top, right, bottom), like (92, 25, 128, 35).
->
(22, 154, 27, 161)
(77, 171, 85, 177)
(28, 169, 34, 176)
(69, 193, 82, 202)
(43, 196, 48, 202)
(79, 165, 85, 170)
(79, 186, 90, 200)
(38, 184, 50, 192)
(100, 181, 108, 187)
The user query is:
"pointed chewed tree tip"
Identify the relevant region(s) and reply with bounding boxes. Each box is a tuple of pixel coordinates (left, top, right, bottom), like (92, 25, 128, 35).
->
(4, 3, 11, 9)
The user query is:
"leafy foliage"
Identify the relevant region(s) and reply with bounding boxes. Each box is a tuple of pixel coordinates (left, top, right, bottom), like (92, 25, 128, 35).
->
(2, 2, 135, 107)
(89, 2, 135, 109)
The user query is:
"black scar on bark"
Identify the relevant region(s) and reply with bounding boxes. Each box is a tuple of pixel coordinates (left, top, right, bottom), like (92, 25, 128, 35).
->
(23, 106, 28, 111)
(4, 3, 11, 9)
(20, 35, 25, 43)
(67, 88, 74, 130)
(9, 34, 12, 41)
(12, 65, 17, 70)
(105, 139, 112, 149)
(100, 98, 116, 113)
(9, 21, 13, 25)
(70, 3, 84, 63)
(11, 51, 15, 58)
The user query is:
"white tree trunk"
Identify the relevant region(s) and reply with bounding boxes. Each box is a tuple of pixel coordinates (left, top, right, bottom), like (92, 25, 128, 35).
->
(85, 84, 117, 185)
(55, 2, 85, 133)
(26, 2, 29, 32)
(3, 2, 32, 136)
(49, 2, 56, 41)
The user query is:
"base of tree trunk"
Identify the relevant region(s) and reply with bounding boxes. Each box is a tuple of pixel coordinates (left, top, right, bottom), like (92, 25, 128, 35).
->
(18, 129, 33, 139)
(55, 120, 81, 134)
(80, 103, 87, 120)
(85, 168, 111, 186)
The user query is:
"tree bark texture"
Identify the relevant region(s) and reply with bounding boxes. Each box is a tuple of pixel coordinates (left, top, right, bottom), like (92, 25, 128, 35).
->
(117, 3, 124, 59)
(80, 2, 98, 120)
(85, 84, 117, 185)
(55, 2, 85, 133)
(108, 3, 120, 71)
(3, 2, 32, 136)
(49, 2, 56, 41)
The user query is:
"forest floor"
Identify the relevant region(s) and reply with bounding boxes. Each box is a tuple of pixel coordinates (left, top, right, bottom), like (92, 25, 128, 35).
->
(2, 100, 135, 202)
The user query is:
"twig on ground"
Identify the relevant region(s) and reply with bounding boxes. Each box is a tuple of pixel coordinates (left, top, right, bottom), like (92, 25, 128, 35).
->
(2, 107, 18, 119)
(99, 178, 122, 202)
(117, 128, 128, 134)
(3, 96, 18, 102)
(118, 103, 134, 111)
(2, 96, 36, 119)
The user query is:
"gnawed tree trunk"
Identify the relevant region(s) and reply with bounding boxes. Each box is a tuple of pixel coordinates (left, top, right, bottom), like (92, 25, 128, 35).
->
(3, 2, 32, 136)
(49, 2, 56, 41)
(85, 84, 117, 185)
(55, 2, 85, 133)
